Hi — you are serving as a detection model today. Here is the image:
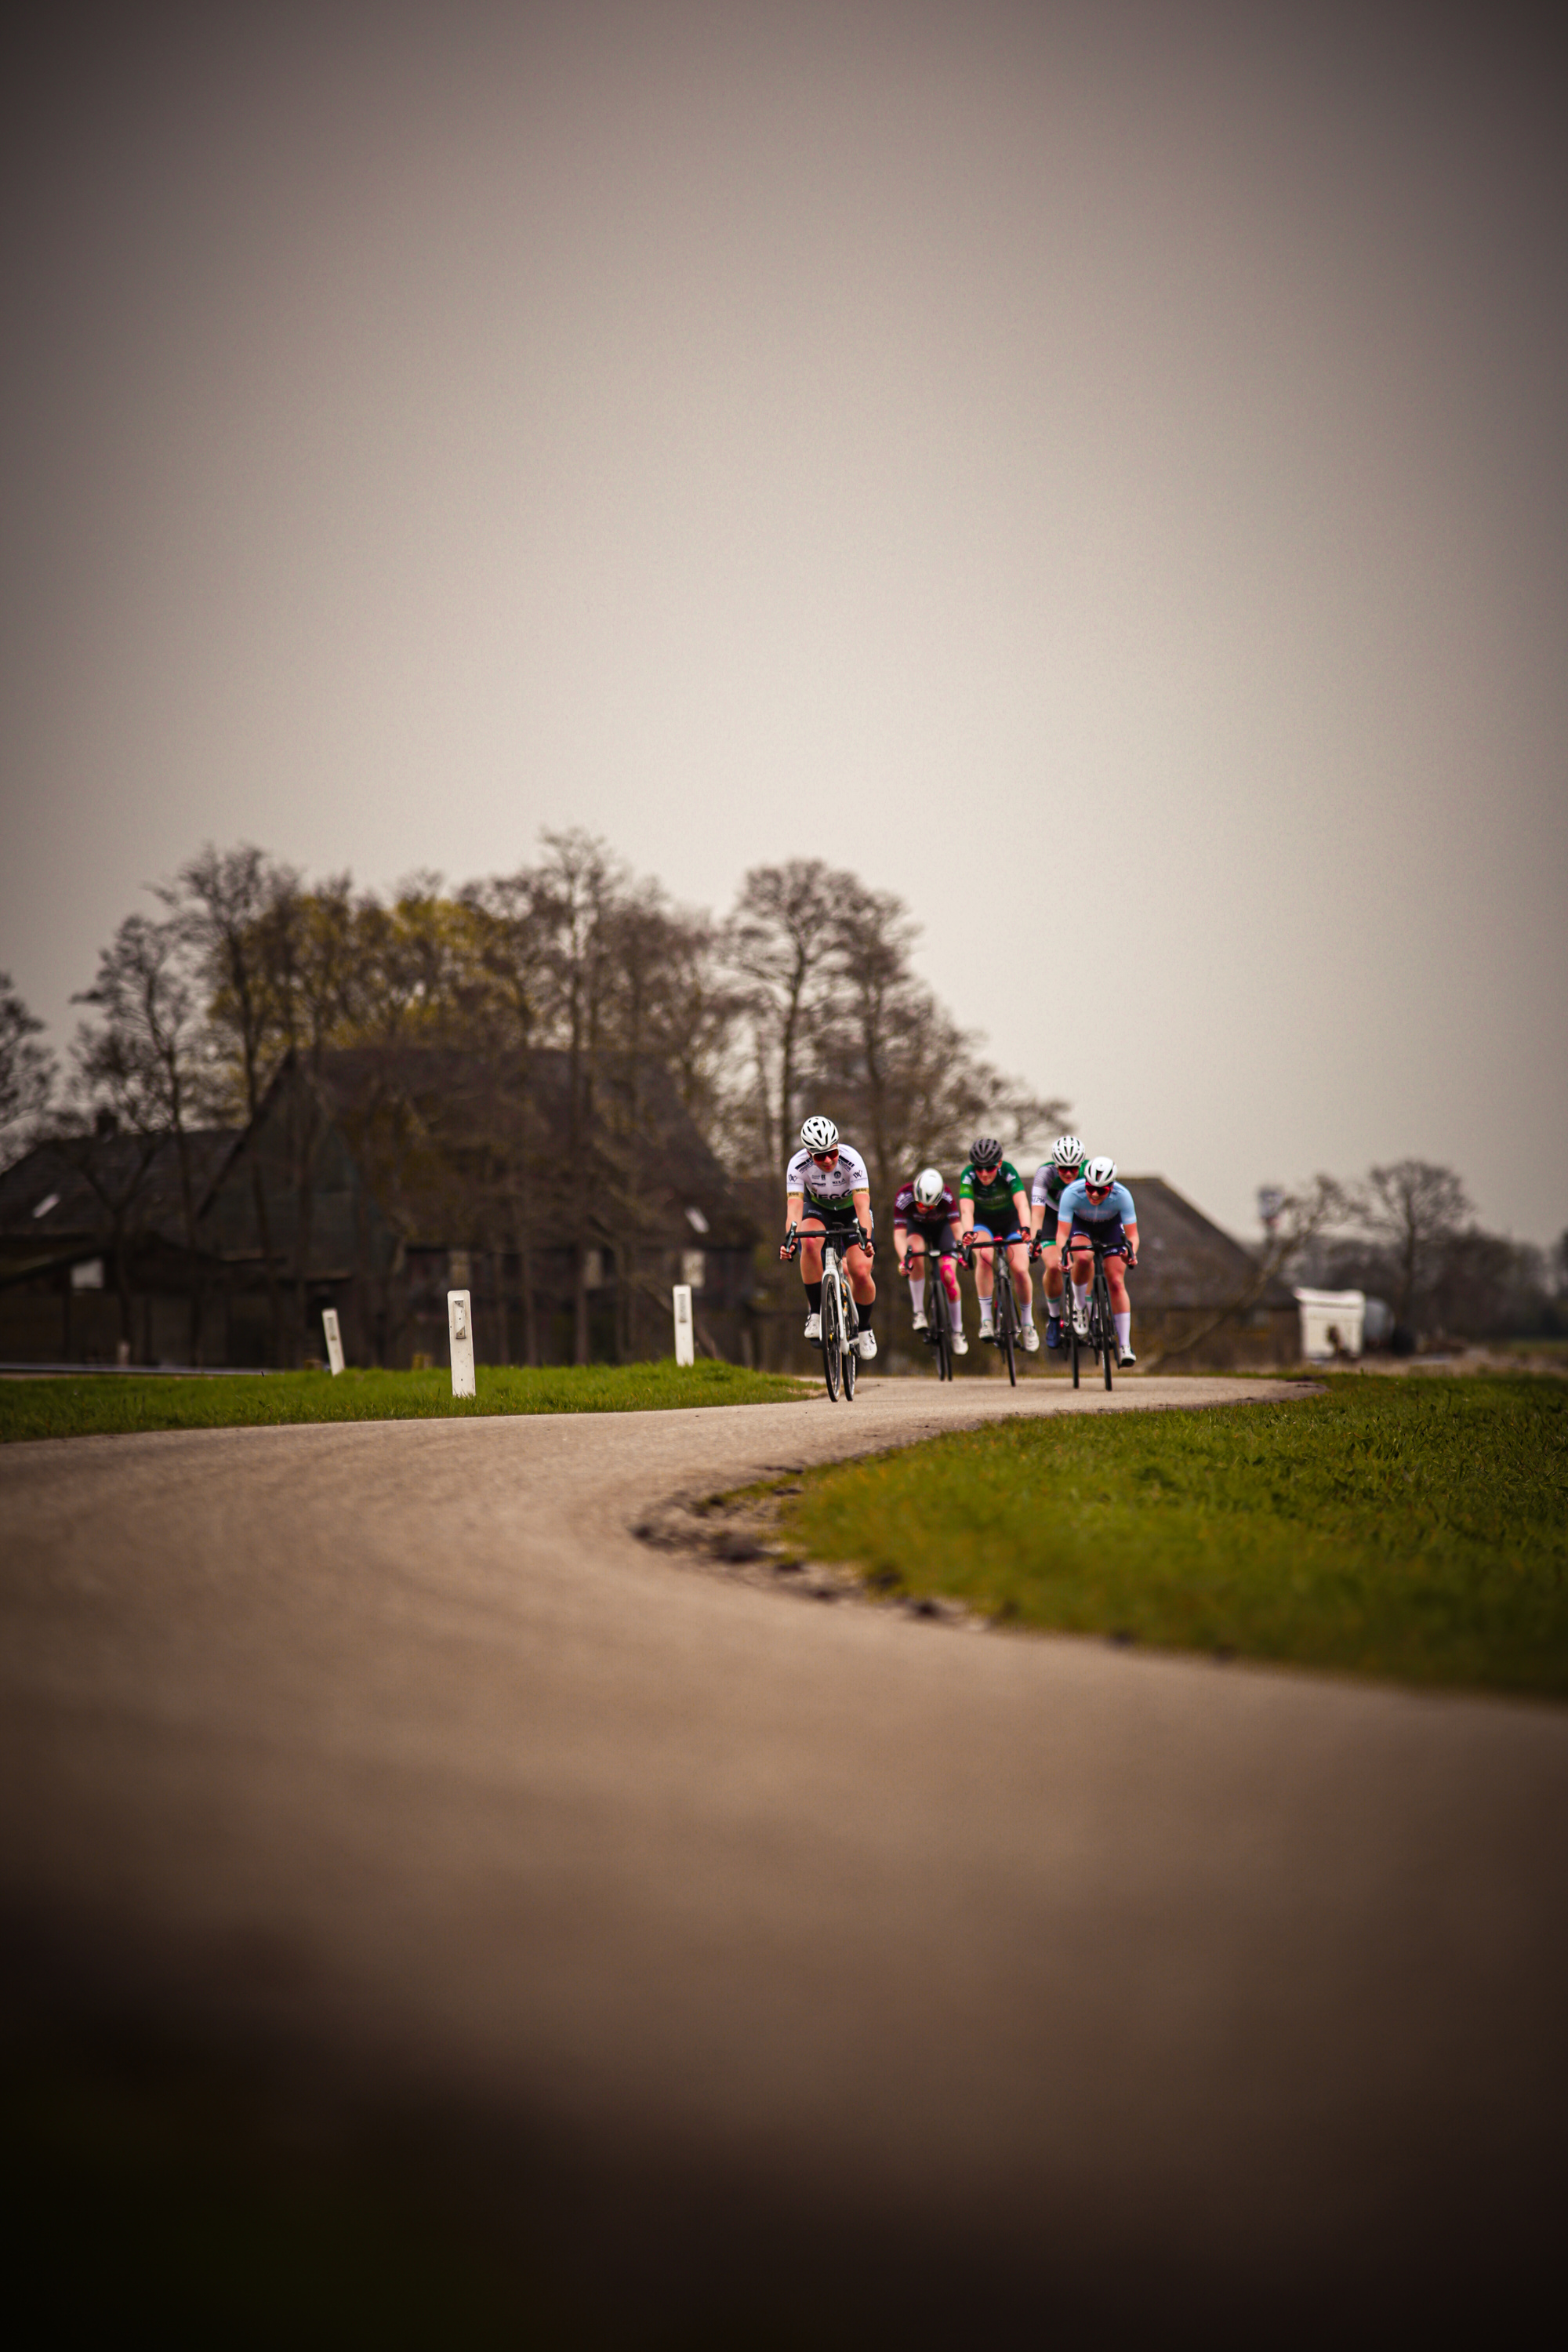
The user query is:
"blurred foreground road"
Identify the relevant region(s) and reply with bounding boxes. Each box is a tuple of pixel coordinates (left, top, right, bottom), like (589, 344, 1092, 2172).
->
(2, 1375, 1565, 2337)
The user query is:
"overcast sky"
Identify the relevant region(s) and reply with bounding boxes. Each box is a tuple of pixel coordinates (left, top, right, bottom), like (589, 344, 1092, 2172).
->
(3, 0, 1564, 1243)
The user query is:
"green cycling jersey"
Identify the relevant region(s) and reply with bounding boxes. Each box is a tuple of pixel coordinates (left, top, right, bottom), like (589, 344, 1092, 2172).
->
(958, 1158, 1027, 1229)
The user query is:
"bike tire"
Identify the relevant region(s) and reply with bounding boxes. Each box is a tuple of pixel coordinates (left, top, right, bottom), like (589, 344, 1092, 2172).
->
(1098, 1264, 1115, 1390)
(1069, 1304, 1081, 1388)
(821, 1276, 841, 1402)
(997, 1272, 1017, 1387)
(934, 1285, 952, 1382)
(843, 1285, 858, 1401)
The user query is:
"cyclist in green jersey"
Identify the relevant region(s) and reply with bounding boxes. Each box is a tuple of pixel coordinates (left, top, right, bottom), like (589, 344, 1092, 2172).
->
(956, 1137, 1038, 1352)
(1028, 1133, 1087, 1351)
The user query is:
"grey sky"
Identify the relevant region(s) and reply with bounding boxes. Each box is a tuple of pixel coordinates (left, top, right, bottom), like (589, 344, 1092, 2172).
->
(4, 1, 1564, 1243)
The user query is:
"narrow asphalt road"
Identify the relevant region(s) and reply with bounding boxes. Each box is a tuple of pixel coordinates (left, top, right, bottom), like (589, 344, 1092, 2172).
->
(2, 1374, 1564, 2336)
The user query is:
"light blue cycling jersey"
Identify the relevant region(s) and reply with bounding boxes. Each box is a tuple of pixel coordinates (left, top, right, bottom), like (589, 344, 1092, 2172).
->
(1055, 1178, 1137, 1227)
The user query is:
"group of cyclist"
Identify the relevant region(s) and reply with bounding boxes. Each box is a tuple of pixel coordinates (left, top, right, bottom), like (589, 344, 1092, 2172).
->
(781, 1118, 1139, 1370)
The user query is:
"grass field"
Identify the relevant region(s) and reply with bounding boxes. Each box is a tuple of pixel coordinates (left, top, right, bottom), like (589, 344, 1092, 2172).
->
(0, 1359, 809, 1444)
(779, 1374, 1568, 1698)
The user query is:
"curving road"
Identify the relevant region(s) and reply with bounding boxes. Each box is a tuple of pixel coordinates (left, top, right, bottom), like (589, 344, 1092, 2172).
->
(2, 1374, 1565, 2334)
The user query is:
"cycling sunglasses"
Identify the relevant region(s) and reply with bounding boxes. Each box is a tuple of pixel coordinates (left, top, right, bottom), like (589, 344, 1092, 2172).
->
(811, 1149, 840, 1167)
(1084, 1181, 1112, 1197)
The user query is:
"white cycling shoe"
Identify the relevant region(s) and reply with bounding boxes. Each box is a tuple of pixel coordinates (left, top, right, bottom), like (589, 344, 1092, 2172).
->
(911, 1309, 929, 1332)
(855, 1330, 878, 1362)
(1020, 1323, 1040, 1352)
(950, 1330, 969, 1355)
(1073, 1308, 1090, 1338)
(804, 1312, 822, 1342)
(1119, 1347, 1138, 1368)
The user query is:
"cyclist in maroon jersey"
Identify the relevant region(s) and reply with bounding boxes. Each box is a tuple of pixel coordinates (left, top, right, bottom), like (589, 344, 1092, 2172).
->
(892, 1167, 969, 1355)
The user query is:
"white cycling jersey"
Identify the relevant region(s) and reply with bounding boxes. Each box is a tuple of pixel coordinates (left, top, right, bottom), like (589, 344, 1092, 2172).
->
(786, 1143, 871, 1219)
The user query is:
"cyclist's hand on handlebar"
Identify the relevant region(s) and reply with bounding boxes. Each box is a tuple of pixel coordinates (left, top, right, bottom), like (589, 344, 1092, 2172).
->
(779, 1235, 799, 1261)
(858, 1227, 874, 1260)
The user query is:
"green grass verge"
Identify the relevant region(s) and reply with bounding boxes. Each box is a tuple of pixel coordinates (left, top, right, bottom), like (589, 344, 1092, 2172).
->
(0, 1359, 809, 1443)
(780, 1374, 1568, 1698)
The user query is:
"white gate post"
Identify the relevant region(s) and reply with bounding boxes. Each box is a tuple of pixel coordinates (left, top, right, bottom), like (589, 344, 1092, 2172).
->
(321, 1308, 345, 1377)
(672, 1283, 695, 1367)
(448, 1289, 477, 1397)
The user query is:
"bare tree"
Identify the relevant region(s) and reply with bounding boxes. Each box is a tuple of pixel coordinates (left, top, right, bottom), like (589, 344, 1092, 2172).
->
(74, 913, 216, 1358)
(1362, 1160, 1472, 1330)
(728, 860, 852, 1169)
(0, 973, 56, 1165)
(165, 844, 297, 1356)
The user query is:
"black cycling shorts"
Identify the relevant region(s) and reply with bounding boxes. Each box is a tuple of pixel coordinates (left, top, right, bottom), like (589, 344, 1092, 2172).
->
(800, 1209, 868, 1247)
(901, 1218, 958, 1258)
(1068, 1218, 1129, 1257)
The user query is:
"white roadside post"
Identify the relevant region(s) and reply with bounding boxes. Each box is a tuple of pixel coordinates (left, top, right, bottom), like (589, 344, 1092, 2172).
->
(448, 1289, 477, 1398)
(321, 1308, 345, 1377)
(672, 1283, 695, 1367)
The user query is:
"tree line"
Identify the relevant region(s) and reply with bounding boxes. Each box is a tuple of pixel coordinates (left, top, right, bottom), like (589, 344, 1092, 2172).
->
(3, 842, 1563, 1357)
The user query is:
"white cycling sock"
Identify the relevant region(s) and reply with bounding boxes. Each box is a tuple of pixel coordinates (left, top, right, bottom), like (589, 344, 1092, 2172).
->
(1115, 1312, 1131, 1351)
(1019, 1296, 1034, 1325)
(1073, 1283, 1090, 1313)
(909, 1270, 926, 1314)
(944, 1279, 962, 1327)
(978, 1299, 993, 1328)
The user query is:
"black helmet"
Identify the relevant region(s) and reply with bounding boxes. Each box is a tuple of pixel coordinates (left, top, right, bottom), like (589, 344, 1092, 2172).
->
(971, 1136, 1001, 1166)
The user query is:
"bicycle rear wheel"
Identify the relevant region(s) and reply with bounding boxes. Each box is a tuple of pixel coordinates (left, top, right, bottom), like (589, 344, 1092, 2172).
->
(1098, 1262, 1115, 1389)
(821, 1276, 841, 1401)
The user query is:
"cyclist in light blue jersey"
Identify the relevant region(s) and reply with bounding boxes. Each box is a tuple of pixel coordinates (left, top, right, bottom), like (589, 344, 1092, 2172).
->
(1053, 1155, 1140, 1367)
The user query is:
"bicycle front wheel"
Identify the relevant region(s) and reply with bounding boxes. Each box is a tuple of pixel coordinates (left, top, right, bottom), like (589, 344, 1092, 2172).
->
(1098, 1265, 1115, 1390)
(933, 1284, 952, 1381)
(843, 1290, 858, 1401)
(997, 1278, 1017, 1387)
(821, 1276, 841, 1401)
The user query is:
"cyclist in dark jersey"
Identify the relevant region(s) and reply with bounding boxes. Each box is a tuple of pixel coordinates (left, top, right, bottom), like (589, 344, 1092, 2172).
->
(892, 1167, 968, 1354)
(956, 1137, 1038, 1352)
(1028, 1133, 1087, 1350)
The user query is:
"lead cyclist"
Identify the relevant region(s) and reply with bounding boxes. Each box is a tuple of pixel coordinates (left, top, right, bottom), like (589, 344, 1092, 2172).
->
(780, 1115, 878, 1362)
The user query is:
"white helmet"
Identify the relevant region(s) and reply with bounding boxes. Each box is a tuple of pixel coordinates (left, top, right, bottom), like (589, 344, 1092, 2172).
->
(913, 1167, 944, 1208)
(800, 1115, 839, 1152)
(1051, 1134, 1084, 1169)
(1083, 1154, 1116, 1187)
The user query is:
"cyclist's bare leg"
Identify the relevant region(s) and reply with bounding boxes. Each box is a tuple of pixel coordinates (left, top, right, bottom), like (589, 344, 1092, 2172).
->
(1042, 1243, 1065, 1305)
(971, 1228, 996, 1307)
(938, 1250, 961, 1312)
(903, 1234, 927, 1317)
(1007, 1239, 1033, 1313)
(1105, 1253, 1131, 1312)
(798, 1218, 828, 1287)
(843, 1240, 877, 1307)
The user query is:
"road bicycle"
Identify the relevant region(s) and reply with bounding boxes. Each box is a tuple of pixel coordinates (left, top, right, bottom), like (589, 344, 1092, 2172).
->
(1064, 1232, 1124, 1392)
(782, 1221, 869, 1403)
(902, 1236, 955, 1381)
(962, 1228, 1022, 1388)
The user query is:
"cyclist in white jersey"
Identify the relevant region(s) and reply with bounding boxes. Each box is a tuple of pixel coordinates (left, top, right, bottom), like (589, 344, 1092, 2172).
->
(780, 1115, 878, 1361)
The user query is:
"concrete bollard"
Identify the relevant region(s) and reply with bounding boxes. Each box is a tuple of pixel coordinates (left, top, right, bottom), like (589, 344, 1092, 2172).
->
(321, 1308, 345, 1377)
(448, 1290, 476, 1398)
(672, 1284, 695, 1367)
